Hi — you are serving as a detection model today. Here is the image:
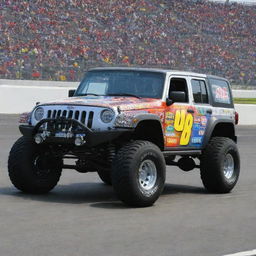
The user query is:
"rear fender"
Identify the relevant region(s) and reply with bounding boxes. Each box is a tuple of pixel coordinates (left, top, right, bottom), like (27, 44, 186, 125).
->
(202, 118, 236, 148)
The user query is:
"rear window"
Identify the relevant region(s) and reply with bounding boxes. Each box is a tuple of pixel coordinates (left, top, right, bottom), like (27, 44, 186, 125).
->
(209, 78, 232, 105)
(191, 80, 209, 104)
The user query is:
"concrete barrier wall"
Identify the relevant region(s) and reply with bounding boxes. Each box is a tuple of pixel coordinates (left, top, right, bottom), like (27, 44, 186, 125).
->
(0, 79, 79, 88)
(0, 80, 78, 113)
(0, 80, 255, 125)
(232, 90, 256, 98)
(0, 84, 77, 114)
(234, 104, 256, 125)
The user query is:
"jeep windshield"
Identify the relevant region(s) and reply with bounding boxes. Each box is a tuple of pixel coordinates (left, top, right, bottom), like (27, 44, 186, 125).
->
(75, 70, 165, 99)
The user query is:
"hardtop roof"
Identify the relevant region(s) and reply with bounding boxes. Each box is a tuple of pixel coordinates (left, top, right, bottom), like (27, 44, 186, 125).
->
(89, 67, 227, 80)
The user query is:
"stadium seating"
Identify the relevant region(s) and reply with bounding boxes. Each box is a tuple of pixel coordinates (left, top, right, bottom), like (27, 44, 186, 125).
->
(0, 0, 255, 85)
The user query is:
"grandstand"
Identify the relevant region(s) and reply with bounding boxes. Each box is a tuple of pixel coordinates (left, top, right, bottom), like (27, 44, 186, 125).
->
(0, 0, 255, 85)
(209, 0, 256, 4)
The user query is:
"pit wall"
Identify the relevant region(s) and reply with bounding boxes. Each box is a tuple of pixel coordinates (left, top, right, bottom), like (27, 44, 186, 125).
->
(0, 80, 255, 125)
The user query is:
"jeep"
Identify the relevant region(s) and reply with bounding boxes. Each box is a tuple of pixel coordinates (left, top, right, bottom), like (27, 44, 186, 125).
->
(8, 67, 240, 207)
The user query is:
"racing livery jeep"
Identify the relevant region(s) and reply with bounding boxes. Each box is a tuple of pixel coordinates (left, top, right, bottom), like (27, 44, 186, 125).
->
(8, 67, 240, 207)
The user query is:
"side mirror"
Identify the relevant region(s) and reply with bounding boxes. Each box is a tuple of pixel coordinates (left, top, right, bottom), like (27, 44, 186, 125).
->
(169, 91, 186, 103)
(68, 89, 75, 97)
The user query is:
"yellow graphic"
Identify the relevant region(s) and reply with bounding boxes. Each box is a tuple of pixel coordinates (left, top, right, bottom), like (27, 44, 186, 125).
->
(174, 110, 186, 131)
(174, 110, 194, 145)
(180, 113, 193, 145)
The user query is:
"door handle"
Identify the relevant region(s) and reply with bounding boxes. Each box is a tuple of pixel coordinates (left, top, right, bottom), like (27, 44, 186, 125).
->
(206, 109, 212, 114)
(187, 109, 194, 114)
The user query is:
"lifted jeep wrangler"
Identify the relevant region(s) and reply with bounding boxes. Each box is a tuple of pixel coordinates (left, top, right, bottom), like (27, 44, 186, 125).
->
(8, 67, 240, 207)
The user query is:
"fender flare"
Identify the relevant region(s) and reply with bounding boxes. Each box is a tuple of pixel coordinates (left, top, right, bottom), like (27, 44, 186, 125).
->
(133, 114, 165, 149)
(202, 118, 236, 149)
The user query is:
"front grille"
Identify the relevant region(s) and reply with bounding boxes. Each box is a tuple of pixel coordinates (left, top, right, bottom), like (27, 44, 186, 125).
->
(47, 109, 94, 128)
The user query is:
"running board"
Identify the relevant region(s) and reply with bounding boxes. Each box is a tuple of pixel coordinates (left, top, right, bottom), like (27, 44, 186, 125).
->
(163, 150, 201, 156)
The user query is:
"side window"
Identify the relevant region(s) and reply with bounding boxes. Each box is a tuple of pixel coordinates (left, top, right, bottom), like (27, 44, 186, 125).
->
(191, 79, 209, 104)
(169, 78, 188, 103)
(209, 78, 231, 105)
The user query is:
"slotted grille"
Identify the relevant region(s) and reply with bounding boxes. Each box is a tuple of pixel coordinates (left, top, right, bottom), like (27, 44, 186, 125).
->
(47, 109, 94, 128)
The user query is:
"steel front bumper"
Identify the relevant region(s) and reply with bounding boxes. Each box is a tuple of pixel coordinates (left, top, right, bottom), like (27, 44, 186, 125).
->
(19, 118, 132, 147)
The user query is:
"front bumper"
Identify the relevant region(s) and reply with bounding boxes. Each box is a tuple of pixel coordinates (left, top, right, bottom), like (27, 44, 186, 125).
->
(19, 118, 133, 147)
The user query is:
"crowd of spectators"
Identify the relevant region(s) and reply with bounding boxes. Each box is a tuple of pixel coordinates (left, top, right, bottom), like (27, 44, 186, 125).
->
(0, 0, 255, 85)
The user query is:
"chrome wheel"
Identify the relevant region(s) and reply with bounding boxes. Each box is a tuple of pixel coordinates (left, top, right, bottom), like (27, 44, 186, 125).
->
(223, 153, 234, 180)
(138, 160, 157, 191)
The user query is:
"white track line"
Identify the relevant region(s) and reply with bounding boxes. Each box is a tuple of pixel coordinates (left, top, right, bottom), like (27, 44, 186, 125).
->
(223, 249, 256, 256)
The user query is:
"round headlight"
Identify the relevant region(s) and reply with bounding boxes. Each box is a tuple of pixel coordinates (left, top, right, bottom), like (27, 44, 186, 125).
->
(34, 107, 44, 121)
(100, 109, 115, 123)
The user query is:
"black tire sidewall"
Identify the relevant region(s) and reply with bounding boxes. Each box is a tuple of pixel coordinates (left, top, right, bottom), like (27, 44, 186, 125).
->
(8, 137, 62, 193)
(112, 141, 166, 207)
(201, 137, 240, 193)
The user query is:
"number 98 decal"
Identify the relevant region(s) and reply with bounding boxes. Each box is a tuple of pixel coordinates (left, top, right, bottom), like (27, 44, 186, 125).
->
(174, 110, 194, 145)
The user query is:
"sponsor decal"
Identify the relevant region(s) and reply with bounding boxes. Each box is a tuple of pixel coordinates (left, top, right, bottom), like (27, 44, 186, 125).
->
(166, 112, 175, 120)
(215, 87, 229, 101)
(165, 112, 175, 124)
(194, 116, 201, 123)
(192, 137, 202, 144)
(193, 123, 201, 130)
(199, 129, 205, 136)
(166, 125, 174, 133)
(197, 108, 206, 115)
(166, 132, 176, 137)
(167, 120, 174, 125)
(201, 116, 207, 126)
(167, 137, 179, 146)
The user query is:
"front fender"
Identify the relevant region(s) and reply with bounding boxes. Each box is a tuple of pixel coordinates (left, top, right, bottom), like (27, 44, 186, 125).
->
(114, 112, 163, 129)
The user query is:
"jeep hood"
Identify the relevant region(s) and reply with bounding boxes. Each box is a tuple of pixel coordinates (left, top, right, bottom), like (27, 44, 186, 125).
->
(39, 96, 163, 111)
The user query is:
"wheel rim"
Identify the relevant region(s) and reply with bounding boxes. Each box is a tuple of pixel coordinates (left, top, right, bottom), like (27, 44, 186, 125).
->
(33, 154, 52, 177)
(223, 153, 234, 180)
(138, 159, 157, 191)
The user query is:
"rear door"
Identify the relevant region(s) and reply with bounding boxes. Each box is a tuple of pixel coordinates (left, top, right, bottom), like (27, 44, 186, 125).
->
(189, 77, 212, 147)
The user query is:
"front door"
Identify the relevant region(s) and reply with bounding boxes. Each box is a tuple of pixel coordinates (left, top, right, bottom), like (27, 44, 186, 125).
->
(164, 76, 196, 148)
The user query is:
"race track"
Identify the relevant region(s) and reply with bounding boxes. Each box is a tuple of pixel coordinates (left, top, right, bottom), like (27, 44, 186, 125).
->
(0, 114, 256, 256)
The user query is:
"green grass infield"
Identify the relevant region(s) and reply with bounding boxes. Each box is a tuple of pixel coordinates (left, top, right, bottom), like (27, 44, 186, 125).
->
(234, 98, 256, 104)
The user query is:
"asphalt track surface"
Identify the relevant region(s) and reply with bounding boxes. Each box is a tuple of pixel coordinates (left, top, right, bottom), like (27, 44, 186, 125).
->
(0, 114, 256, 256)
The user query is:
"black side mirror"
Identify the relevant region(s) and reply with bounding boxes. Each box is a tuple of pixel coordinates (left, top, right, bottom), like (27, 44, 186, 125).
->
(166, 98, 173, 106)
(168, 91, 186, 104)
(68, 89, 75, 97)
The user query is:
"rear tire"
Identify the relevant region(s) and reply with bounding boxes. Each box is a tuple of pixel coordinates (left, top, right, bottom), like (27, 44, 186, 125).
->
(200, 137, 240, 193)
(8, 136, 62, 194)
(112, 140, 166, 207)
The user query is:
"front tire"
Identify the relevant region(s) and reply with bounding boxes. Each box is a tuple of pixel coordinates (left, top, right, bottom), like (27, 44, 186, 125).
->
(97, 169, 112, 185)
(8, 137, 62, 194)
(200, 137, 240, 193)
(112, 141, 166, 207)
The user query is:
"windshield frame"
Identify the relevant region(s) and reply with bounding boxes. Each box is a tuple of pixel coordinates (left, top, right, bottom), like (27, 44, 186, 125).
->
(75, 69, 166, 99)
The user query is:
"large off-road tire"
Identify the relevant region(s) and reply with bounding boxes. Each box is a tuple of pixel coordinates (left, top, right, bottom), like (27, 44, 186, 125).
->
(200, 137, 240, 193)
(97, 169, 112, 185)
(8, 136, 62, 194)
(112, 140, 166, 207)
